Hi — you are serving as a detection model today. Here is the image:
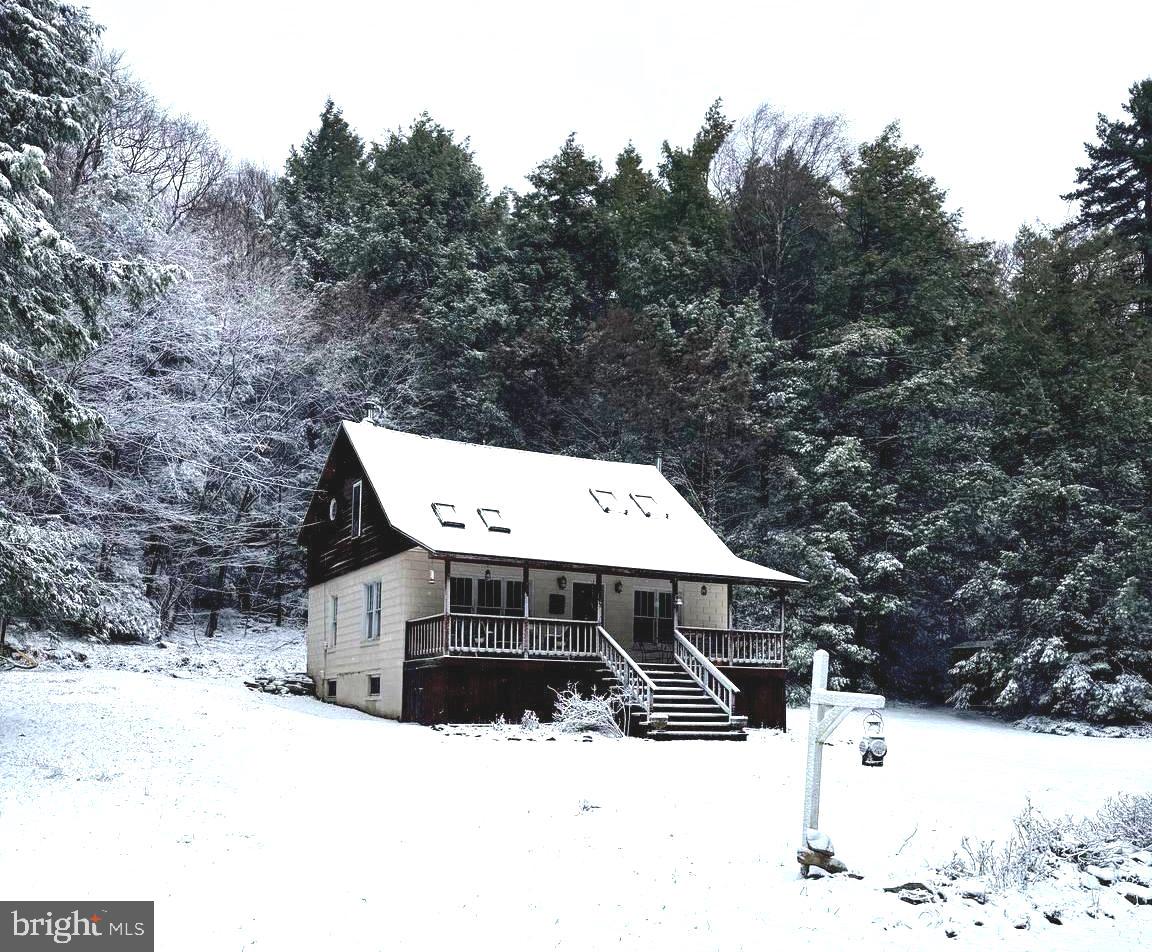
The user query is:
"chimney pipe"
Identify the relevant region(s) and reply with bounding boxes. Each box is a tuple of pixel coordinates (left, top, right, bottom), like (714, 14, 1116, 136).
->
(362, 400, 381, 425)
(655, 454, 663, 473)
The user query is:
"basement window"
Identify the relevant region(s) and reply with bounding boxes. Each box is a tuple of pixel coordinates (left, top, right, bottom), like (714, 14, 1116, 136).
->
(477, 507, 510, 533)
(431, 502, 465, 528)
(589, 489, 618, 513)
(629, 493, 658, 518)
(368, 674, 381, 697)
(326, 679, 336, 699)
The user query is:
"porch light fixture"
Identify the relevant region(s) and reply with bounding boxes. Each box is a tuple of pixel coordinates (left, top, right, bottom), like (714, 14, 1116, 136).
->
(557, 575, 568, 590)
(484, 568, 491, 581)
(427, 569, 436, 585)
(674, 594, 684, 609)
(613, 580, 623, 594)
(700, 585, 708, 596)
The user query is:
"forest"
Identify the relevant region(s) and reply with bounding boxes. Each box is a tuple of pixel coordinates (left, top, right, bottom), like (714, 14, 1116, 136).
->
(2, 0, 1151, 722)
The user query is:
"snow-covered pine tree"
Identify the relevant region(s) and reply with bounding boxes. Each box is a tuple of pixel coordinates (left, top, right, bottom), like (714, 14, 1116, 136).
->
(0, 0, 171, 641)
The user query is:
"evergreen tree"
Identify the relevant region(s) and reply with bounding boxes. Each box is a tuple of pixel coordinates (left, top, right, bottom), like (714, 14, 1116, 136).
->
(1, 0, 170, 640)
(275, 99, 365, 286)
(1065, 78, 1152, 291)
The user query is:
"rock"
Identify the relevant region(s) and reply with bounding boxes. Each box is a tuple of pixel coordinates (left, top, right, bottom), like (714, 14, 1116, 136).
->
(954, 878, 987, 904)
(1117, 862, 1152, 888)
(1117, 882, 1152, 905)
(798, 849, 848, 875)
(883, 882, 939, 904)
(1085, 864, 1115, 885)
(1131, 850, 1152, 866)
(156, 640, 172, 649)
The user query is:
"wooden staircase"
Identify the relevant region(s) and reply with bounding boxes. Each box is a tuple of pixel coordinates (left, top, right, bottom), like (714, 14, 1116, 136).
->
(637, 662, 747, 741)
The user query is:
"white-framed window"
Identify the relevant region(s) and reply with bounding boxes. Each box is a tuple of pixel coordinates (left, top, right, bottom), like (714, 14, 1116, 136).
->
(363, 580, 382, 639)
(326, 679, 337, 699)
(351, 479, 363, 538)
(329, 595, 339, 645)
(367, 674, 381, 697)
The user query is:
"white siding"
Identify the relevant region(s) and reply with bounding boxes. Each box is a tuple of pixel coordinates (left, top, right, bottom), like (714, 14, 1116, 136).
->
(306, 548, 735, 720)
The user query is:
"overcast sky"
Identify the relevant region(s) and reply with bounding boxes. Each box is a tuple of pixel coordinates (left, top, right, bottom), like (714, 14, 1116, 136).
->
(83, 0, 1152, 244)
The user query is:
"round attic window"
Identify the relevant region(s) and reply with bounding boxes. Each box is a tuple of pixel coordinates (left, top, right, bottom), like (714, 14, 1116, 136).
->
(328, 499, 338, 521)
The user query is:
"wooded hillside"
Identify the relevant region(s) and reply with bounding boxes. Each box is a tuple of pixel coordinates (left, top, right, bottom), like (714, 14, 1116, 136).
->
(2, 0, 1150, 722)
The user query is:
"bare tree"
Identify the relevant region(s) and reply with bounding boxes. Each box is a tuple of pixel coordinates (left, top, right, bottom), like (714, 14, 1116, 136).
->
(713, 104, 849, 337)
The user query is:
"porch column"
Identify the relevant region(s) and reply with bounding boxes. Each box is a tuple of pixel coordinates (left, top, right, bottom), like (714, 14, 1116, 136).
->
(671, 578, 680, 630)
(522, 564, 530, 616)
(522, 564, 531, 656)
(595, 572, 603, 627)
(443, 558, 452, 650)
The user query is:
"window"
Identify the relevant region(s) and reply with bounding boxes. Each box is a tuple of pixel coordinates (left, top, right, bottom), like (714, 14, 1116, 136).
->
(351, 480, 363, 538)
(329, 595, 339, 645)
(450, 577, 474, 614)
(548, 593, 566, 615)
(326, 679, 337, 699)
(477, 508, 510, 533)
(633, 590, 673, 643)
(431, 502, 465, 528)
(477, 576, 502, 614)
(504, 579, 525, 617)
(630, 493, 658, 518)
(363, 581, 381, 639)
(368, 674, 381, 697)
(589, 489, 618, 513)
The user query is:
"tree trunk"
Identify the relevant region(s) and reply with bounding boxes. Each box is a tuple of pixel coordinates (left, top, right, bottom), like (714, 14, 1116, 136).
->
(0, 614, 8, 653)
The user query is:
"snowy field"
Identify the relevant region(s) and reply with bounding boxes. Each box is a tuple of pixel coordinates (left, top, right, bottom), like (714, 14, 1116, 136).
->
(1, 659, 1150, 951)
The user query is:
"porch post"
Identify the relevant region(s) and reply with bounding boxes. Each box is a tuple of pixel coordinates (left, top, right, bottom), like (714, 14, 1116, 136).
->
(671, 578, 680, 630)
(443, 557, 452, 651)
(595, 572, 603, 627)
(522, 564, 531, 656)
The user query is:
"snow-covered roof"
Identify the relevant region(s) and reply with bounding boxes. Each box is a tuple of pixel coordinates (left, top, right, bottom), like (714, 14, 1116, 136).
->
(338, 421, 805, 587)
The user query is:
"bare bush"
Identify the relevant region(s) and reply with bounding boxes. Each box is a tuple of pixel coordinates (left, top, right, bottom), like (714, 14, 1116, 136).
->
(943, 794, 1152, 891)
(552, 684, 626, 736)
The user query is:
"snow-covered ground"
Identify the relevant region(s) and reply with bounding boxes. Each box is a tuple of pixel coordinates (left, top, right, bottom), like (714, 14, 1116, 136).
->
(1, 659, 1149, 951)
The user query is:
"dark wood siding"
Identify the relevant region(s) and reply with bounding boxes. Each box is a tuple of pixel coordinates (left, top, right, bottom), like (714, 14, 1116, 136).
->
(402, 658, 611, 725)
(724, 667, 787, 729)
(301, 429, 417, 585)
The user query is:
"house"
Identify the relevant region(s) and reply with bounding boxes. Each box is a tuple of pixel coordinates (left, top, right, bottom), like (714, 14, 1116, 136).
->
(299, 420, 806, 739)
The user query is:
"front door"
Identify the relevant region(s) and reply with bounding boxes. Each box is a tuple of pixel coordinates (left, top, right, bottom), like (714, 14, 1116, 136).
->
(572, 582, 599, 622)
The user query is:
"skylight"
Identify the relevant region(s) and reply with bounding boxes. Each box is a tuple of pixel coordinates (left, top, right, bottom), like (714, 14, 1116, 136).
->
(431, 502, 465, 528)
(630, 493, 658, 518)
(589, 489, 618, 513)
(477, 507, 510, 533)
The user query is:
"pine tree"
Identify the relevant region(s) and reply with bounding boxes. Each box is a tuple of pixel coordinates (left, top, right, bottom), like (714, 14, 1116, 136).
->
(1, 0, 171, 640)
(275, 99, 365, 286)
(1065, 78, 1152, 291)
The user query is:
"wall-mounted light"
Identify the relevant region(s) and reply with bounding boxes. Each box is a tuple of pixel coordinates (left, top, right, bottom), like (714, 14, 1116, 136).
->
(428, 568, 436, 585)
(557, 575, 568, 590)
(613, 580, 623, 594)
(484, 568, 491, 581)
(700, 585, 708, 597)
(674, 594, 684, 609)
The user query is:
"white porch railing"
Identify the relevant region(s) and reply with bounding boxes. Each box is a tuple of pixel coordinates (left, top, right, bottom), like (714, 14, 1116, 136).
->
(672, 628, 739, 716)
(405, 613, 600, 660)
(597, 626, 656, 715)
(679, 626, 785, 667)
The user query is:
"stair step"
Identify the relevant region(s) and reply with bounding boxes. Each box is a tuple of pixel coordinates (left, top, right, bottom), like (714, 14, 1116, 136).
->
(647, 718, 734, 727)
(649, 730, 747, 741)
(652, 693, 709, 702)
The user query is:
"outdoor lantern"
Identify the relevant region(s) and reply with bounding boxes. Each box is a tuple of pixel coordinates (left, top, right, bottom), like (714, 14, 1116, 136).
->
(484, 568, 491, 580)
(674, 594, 684, 609)
(427, 569, 435, 585)
(700, 585, 708, 596)
(613, 580, 623, 594)
(557, 575, 568, 590)
(859, 710, 887, 767)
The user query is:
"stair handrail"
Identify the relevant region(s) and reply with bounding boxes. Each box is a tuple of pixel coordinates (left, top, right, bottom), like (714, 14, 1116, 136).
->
(672, 627, 740, 717)
(596, 626, 656, 715)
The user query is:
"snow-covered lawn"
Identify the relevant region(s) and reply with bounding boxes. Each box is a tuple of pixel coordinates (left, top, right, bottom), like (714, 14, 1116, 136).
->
(1, 670, 1149, 951)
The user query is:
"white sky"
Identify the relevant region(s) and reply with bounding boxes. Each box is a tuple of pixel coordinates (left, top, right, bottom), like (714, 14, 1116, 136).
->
(82, 0, 1152, 244)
